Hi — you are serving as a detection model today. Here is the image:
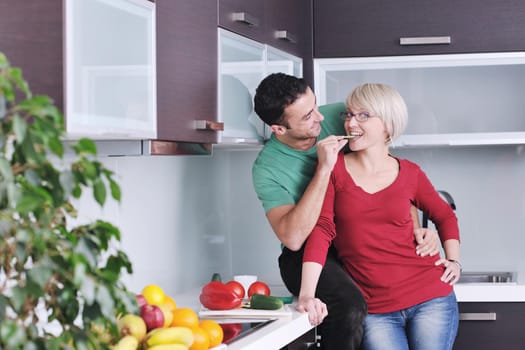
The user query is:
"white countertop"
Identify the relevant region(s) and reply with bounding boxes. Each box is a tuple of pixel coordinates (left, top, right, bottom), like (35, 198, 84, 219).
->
(175, 283, 525, 350)
(454, 283, 525, 302)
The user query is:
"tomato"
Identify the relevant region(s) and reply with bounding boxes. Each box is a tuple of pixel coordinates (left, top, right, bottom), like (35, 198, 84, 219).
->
(247, 281, 271, 297)
(225, 280, 245, 299)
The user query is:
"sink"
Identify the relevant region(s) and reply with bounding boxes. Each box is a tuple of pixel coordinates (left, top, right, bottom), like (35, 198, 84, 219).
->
(458, 271, 515, 284)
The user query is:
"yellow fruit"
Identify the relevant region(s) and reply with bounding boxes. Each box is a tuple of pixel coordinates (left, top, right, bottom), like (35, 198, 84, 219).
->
(199, 319, 223, 348)
(142, 284, 166, 305)
(189, 327, 210, 350)
(171, 307, 199, 328)
(145, 326, 194, 348)
(163, 295, 178, 311)
(158, 304, 174, 328)
(117, 314, 147, 341)
(147, 344, 189, 350)
(112, 335, 139, 350)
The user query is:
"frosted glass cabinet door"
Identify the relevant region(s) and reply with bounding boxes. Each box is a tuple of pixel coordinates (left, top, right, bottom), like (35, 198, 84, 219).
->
(219, 29, 266, 143)
(65, 0, 156, 139)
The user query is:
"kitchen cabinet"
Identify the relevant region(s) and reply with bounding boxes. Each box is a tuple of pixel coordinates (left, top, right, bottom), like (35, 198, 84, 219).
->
(218, 29, 302, 145)
(0, 0, 156, 140)
(155, 0, 220, 144)
(454, 302, 525, 349)
(314, 0, 525, 58)
(219, 0, 310, 59)
(0, 1, 63, 113)
(314, 52, 525, 148)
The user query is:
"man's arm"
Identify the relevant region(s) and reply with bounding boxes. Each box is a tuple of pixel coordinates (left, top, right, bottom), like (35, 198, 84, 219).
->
(267, 136, 347, 251)
(411, 206, 440, 256)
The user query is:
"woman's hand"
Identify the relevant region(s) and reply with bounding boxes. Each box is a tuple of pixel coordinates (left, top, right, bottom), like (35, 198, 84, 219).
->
(435, 258, 462, 285)
(296, 295, 328, 326)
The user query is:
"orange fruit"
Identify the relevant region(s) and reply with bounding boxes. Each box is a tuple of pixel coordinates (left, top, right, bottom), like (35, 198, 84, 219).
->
(163, 295, 177, 311)
(200, 319, 224, 347)
(141, 284, 165, 305)
(189, 326, 210, 350)
(171, 307, 199, 328)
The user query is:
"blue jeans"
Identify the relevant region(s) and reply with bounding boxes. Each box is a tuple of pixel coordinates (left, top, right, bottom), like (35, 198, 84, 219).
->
(362, 292, 459, 350)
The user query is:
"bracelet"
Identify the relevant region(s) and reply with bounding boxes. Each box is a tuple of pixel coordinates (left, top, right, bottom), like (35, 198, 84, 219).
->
(447, 259, 462, 271)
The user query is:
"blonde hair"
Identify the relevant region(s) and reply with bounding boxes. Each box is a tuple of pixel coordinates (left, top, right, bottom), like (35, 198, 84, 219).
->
(345, 83, 407, 142)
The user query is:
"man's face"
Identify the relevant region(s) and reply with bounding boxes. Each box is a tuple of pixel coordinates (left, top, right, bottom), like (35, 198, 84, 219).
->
(280, 88, 324, 140)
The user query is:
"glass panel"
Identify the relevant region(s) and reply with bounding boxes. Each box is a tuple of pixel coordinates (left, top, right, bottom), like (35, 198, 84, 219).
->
(65, 0, 156, 139)
(315, 53, 525, 145)
(219, 29, 266, 143)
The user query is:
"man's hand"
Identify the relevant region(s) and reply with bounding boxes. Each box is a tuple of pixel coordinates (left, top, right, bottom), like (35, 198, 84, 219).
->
(415, 227, 440, 256)
(316, 136, 348, 173)
(296, 295, 328, 326)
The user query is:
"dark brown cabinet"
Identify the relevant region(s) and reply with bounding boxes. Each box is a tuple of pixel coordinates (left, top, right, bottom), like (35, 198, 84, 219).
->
(0, 1, 63, 109)
(156, 0, 219, 144)
(314, 0, 525, 58)
(264, 0, 310, 58)
(453, 302, 525, 349)
(219, 0, 310, 58)
(219, 0, 266, 44)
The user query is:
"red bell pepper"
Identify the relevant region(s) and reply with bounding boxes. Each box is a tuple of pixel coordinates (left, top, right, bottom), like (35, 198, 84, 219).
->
(199, 281, 242, 310)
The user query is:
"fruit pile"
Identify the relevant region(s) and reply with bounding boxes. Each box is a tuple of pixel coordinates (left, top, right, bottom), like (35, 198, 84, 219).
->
(113, 284, 223, 350)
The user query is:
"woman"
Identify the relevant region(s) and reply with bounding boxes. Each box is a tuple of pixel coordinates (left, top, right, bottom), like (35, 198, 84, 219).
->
(298, 83, 461, 350)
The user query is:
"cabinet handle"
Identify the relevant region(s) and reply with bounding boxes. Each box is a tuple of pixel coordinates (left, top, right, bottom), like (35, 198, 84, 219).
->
(195, 120, 224, 131)
(400, 36, 451, 46)
(231, 12, 259, 27)
(459, 312, 497, 321)
(275, 30, 297, 44)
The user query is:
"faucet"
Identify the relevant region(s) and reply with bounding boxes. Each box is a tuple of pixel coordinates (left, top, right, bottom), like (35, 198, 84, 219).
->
(421, 190, 456, 228)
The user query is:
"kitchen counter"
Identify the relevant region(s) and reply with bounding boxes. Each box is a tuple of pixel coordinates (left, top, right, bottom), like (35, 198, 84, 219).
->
(454, 283, 525, 302)
(175, 283, 525, 349)
(174, 288, 314, 350)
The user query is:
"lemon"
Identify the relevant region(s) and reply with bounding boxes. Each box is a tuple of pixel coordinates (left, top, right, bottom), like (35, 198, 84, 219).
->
(141, 284, 165, 306)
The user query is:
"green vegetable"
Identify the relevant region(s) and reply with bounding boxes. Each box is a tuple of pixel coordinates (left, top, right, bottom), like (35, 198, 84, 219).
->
(250, 294, 284, 310)
(276, 295, 294, 304)
(211, 272, 222, 282)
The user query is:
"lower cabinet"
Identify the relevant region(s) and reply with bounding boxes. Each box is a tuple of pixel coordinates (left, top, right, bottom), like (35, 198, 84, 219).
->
(454, 302, 525, 349)
(283, 328, 318, 350)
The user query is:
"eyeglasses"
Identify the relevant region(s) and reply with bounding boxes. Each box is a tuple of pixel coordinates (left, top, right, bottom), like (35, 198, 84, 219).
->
(340, 111, 375, 122)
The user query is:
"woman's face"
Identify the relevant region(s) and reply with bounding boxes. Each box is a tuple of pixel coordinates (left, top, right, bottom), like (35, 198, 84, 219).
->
(344, 107, 388, 151)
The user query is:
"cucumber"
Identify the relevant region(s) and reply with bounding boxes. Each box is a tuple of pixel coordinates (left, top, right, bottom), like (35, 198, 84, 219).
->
(250, 294, 284, 310)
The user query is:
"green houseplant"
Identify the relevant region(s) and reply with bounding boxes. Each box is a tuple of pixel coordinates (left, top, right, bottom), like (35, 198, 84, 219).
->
(0, 52, 137, 349)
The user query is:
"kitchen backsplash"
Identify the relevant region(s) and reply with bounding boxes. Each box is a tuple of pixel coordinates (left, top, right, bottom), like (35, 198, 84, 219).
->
(71, 144, 525, 298)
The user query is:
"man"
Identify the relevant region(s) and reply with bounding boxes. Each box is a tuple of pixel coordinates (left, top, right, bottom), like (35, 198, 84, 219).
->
(251, 73, 438, 349)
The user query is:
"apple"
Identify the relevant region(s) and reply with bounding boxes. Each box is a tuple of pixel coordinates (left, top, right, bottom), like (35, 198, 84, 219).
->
(117, 314, 147, 341)
(140, 304, 164, 331)
(136, 294, 148, 308)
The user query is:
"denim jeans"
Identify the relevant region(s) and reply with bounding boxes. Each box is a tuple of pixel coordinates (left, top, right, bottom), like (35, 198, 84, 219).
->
(279, 245, 367, 350)
(362, 292, 459, 350)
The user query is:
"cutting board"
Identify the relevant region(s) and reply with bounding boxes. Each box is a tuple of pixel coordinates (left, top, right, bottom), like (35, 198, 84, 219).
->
(199, 304, 293, 319)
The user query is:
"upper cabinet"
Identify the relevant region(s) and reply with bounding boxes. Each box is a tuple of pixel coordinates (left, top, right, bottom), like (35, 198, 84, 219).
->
(155, 0, 219, 144)
(0, 0, 156, 140)
(219, 0, 309, 58)
(315, 52, 525, 147)
(314, 0, 525, 58)
(218, 29, 302, 145)
(65, 0, 156, 139)
(0, 1, 64, 114)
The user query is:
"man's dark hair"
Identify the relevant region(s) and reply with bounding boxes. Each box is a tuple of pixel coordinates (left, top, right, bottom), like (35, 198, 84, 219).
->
(253, 73, 309, 126)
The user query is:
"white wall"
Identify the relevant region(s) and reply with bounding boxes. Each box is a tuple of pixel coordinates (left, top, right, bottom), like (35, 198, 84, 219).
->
(72, 148, 283, 298)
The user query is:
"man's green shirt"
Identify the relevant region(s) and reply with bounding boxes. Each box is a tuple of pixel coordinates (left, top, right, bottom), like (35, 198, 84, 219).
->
(252, 102, 346, 212)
